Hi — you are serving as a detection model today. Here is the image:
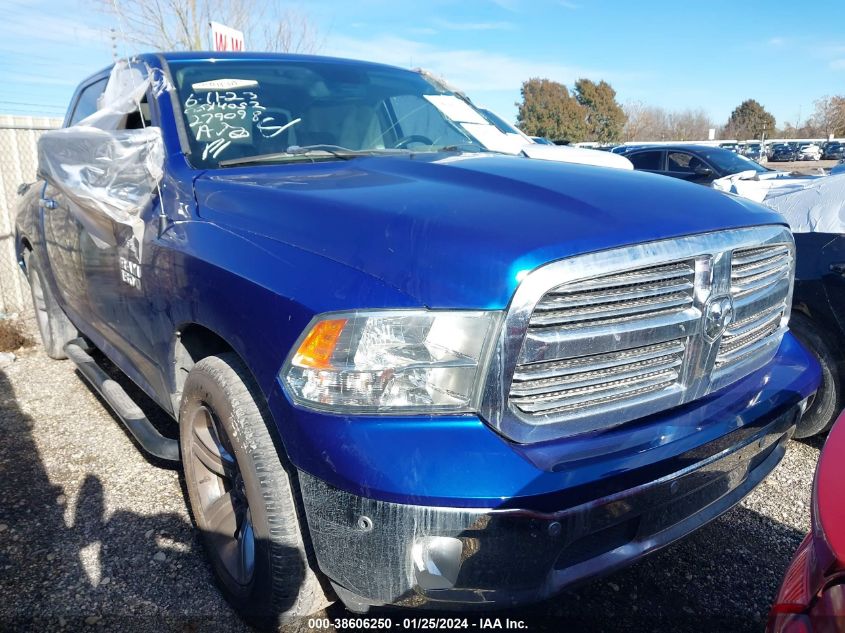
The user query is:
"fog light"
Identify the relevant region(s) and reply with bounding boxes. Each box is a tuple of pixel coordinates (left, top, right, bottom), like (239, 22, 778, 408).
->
(411, 536, 463, 590)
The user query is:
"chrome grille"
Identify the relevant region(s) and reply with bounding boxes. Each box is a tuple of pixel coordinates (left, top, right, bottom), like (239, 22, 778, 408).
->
(482, 226, 796, 444)
(531, 261, 695, 328)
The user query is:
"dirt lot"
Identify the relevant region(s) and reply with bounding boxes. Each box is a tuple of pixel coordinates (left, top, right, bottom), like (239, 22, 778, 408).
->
(0, 342, 823, 633)
(765, 158, 837, 173)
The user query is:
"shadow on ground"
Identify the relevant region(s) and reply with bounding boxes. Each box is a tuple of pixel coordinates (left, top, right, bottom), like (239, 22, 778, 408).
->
(0, 355, 810, 632)
(0, 362, 248, 632)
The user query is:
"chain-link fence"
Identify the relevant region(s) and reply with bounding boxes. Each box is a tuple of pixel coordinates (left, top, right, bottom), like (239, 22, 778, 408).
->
(0, 115, 62, 320)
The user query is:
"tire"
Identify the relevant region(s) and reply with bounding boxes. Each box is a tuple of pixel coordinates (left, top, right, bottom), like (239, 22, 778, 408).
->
(790, 314, 841, 438)
(24, 249, 78, 360)
(179, 353, 331, 628)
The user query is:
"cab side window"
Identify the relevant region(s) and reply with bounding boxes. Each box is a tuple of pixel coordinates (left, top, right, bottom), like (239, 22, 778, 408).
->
(120, 95, 153, 130)
(68, 78, 108, 126)
(388, 95, 468, 147)
(628, 150, 663, 171)
(667, 152, 695, 173)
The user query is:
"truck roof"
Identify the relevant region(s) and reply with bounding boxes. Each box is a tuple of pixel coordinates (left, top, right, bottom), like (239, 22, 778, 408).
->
(145, 50, 404, 72)
(75, 51, 412, 101)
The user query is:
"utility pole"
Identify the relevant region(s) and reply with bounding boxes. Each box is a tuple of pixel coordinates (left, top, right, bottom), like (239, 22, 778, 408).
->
(110, 27, 119, 61)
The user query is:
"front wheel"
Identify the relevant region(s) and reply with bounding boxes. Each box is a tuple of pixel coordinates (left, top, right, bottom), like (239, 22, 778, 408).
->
(790, 314, 841, 438)
(180, 353, 331, 627)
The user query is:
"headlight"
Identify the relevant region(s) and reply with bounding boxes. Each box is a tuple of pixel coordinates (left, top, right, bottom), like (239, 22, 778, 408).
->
(282, 310, 501, 414)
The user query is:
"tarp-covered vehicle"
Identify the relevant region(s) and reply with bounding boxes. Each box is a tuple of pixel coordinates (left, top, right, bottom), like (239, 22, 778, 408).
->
(758, 176, 845, 436)
(17, 52, 819, 627)
(715, 174, 845, 436)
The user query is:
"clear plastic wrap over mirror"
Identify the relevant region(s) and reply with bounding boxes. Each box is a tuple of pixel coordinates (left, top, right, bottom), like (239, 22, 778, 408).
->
(36, 60, 167, 247)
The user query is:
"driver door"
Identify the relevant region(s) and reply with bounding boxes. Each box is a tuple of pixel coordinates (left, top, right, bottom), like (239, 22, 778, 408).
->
(78, 95, 171, 397)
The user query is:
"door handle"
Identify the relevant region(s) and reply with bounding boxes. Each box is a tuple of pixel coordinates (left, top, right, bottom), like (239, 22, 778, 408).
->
(39, 198, 58, 210)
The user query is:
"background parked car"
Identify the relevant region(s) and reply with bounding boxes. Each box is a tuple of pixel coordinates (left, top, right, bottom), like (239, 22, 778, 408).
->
(768, 409, 845, 632)
(770, 143, 799, 162)
(743, 143, 766, 162)
(822, 142, 845, 160)
(475, 108, 633, 169)
(798, 143, 822, 161)
(618, 144, 771, 185)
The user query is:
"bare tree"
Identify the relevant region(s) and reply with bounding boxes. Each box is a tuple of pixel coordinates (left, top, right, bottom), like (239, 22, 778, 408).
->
(262, 7, 324, 54)
(622, 101, 668, 141)
(623, 102, 715, 142)
(666, 108, 714, 141)
(98, 0, 322, 53)
(811, 95, 845, 139)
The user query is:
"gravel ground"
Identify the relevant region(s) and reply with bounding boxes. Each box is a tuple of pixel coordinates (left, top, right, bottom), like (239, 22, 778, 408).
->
(0, 344, 822, 633)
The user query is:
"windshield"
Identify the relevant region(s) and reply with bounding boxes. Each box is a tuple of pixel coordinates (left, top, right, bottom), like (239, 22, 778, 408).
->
(480, 109, 521, 136)
(168, 59, 487, 168)
(697, 147, 768, 174)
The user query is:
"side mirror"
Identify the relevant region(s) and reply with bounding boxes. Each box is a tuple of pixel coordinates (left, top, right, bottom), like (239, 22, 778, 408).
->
(694, 165, 714, 177)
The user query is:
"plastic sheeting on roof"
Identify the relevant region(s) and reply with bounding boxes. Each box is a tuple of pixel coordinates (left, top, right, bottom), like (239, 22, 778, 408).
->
(36, 60, 168, 248)
(760, 173, 845, 234)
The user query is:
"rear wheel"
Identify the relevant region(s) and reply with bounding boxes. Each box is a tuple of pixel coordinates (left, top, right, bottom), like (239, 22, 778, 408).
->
(179, 353, 330, 628)
(791, 314, 841, 438)
(24, 249, 78, 360)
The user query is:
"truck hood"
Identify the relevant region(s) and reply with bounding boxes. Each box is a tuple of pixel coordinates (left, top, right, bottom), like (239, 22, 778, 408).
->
(194, 153, 786, 309)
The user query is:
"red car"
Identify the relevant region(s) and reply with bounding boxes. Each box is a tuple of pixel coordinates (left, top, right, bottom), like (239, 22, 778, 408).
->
(769, 410, 845, 632)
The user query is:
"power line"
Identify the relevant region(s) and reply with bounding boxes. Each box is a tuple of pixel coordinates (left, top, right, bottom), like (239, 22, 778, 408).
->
(0, 101, 66, 110)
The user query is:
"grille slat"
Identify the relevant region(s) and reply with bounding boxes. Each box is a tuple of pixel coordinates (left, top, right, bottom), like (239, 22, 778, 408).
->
(548, 262, 694, 293)
(511, 351, 684, 397)
(536, 278, 694, 311)
(511, 365, 681, 415)
(731, 245, 790, 267)
(717, 244, 791, 370)
(513, 340, 686, 382)
(533, 260, 695, 329)
(530, 293, 693, 328)
(731, 244, 791, 298)
(717, 307, 784, 365)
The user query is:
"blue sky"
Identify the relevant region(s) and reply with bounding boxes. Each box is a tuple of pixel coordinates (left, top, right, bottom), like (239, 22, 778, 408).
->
(2, 0, 844, 128)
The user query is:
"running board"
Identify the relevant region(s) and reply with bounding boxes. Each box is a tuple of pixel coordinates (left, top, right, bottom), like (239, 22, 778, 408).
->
(64, 339, 180, 463)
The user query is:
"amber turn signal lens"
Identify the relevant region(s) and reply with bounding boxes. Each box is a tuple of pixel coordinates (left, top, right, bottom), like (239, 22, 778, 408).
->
(292, 318, 347, 368)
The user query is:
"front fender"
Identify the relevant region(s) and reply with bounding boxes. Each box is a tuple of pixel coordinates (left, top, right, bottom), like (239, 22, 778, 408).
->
(148, 219, 421, 406)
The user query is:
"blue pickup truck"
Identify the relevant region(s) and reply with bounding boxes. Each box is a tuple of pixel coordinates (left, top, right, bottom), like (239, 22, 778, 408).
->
(17, 52, 819, 625)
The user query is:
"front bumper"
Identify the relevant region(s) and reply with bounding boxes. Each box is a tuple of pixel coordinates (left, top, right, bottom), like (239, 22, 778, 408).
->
(299, 401, 805, 609)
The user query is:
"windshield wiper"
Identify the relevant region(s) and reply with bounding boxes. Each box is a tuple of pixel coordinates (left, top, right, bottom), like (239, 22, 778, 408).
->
(437, 143, 510, 155)
(218, 145, 411, 167)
